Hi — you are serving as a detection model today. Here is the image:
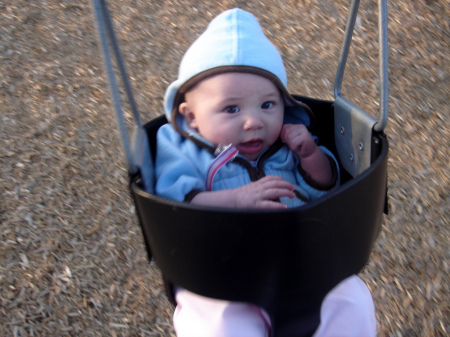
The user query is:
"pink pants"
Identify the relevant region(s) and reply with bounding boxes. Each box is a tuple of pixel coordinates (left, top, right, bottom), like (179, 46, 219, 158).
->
(173, 275, 376, 337)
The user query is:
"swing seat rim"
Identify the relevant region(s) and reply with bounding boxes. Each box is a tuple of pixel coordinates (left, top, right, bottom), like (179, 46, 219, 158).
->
(130, 129, 388, 215)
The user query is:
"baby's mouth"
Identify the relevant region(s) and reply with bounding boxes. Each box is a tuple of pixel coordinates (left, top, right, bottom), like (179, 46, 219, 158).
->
(238, 139, 263, 154)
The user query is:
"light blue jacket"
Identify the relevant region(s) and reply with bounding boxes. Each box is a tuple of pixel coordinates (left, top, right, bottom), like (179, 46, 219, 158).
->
(155, 122, 339, 208)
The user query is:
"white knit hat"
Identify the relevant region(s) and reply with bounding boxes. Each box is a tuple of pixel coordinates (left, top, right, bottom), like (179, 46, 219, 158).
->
(164, 8, 313, 126)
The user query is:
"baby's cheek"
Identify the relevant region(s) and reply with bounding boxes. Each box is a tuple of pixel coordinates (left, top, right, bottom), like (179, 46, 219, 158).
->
(213, 130, 234, 146)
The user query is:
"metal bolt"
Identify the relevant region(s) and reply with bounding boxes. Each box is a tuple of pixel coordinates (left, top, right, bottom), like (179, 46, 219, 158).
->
(349, 154, 354, 161)
(359, 142, 364, 151)
(341, 127, 345, 134)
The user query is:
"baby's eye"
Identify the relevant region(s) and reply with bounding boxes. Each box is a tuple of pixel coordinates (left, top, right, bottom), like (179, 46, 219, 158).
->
(224, 105, 240, 113)
(261, 101, 274, 109)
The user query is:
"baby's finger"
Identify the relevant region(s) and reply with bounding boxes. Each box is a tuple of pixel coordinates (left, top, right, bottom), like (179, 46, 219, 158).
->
(261, 186, 296, 200)
(258, 175, 286, 182)
(280, 124, 294, 142)
(281, 124, 307, 140)
(259, 181, 296, 194)
(256, 200, 288, 209)
(259, 175, 295, 188)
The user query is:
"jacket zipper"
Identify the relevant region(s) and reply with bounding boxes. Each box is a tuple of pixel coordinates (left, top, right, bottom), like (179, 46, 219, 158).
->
(234, 139, 309, 203)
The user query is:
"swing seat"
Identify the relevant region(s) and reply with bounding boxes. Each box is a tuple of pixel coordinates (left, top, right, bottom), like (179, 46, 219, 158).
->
(130, 96, 388, 337)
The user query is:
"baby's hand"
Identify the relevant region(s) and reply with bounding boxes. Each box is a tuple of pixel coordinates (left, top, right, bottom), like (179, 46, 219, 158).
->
(280, 124, 317, 159)
(234, 175, 295, 209)
(281, 124, 333, 186)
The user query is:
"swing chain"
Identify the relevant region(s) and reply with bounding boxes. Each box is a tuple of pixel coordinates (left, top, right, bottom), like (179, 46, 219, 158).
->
(334, 0, 389, 133)
(91, 0, 144, 175)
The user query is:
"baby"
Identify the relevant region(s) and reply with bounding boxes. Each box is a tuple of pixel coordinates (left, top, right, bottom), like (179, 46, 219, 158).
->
(155, 8, 376, 337)
(174, 71, 335, 209)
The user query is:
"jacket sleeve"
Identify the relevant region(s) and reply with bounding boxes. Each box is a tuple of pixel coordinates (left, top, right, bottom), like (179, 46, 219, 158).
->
(155, 125, 207, 202)
(297, 146, 339, 190)
(295, 145, 340, 200)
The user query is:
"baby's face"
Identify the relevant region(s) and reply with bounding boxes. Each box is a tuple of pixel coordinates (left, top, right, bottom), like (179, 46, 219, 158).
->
(179, 72, 284, 161)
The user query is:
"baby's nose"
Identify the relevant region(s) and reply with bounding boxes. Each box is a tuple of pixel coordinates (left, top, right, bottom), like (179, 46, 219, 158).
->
(243, 111, 264, 130)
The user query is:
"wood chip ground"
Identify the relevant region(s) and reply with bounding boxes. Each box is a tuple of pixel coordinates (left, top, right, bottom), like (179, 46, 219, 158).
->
(1, 0, 448, 336)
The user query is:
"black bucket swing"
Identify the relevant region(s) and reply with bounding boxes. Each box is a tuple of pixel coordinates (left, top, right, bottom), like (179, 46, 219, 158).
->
(92, 0, 389, 336)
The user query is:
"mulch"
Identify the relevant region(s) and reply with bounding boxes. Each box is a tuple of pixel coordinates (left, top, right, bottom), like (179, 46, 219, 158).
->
(1, 0, 448, 336)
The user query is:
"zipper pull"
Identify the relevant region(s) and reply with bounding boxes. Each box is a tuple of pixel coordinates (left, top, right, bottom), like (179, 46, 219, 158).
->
(207, 144, 239, 190)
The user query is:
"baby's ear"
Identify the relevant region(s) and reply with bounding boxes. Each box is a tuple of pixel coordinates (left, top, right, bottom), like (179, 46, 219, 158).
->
(179, 102, 197, 129)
